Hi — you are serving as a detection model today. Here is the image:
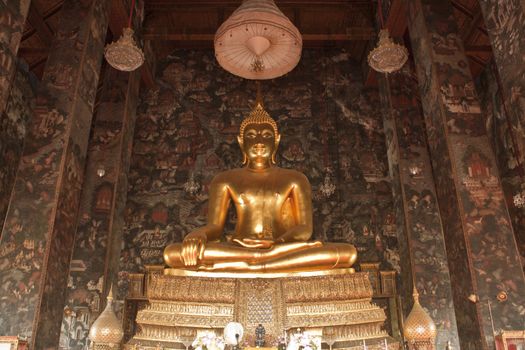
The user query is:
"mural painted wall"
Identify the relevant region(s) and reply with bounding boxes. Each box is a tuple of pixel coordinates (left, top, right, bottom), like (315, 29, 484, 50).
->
(118, 49, 399, 298)
(407, 0, 525, 348)
(476, 63, 525, 272)
(0, 0, 31, 115)
(0, 63, 36, 227)
(0, 0, 111, 347)
(477, 3, 525, 272)
(59, 68, 141, 350)
(379, 66, 460, 349)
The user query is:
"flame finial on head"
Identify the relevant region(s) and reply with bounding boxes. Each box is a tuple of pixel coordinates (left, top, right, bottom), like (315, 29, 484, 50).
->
(238, 86, 280, 165)
(239, 102, 279, 140)
(239, 82, 278, 139)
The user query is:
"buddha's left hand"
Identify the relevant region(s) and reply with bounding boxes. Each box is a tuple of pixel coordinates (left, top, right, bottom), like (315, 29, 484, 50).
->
(233, 238, 274, 249)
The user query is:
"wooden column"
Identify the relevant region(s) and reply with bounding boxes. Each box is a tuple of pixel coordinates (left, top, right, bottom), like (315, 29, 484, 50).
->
(378, 66, 460, 348)
(59, 67, 141, 349)
(405, 0, 525, 349)
(0, 66, 35, 228)
(477, 0, 525, 271)
(0, 1, 32, 226)
(0, 0, 110, 348)
(0, 1, 31, 114)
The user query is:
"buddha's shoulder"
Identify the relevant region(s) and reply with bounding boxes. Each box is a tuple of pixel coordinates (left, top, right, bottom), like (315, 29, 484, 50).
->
(211, 167, 309, 182)
(210, 168, 244, 182)
(275, 168, 310, 184)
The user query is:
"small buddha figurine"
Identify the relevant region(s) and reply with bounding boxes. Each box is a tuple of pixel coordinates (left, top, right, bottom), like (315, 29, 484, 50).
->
(163, 102, 357, 272)
(255, 324, 265, 347)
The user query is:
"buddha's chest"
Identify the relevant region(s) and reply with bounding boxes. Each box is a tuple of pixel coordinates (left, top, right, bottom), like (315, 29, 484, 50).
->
(229, 174, 291, 209)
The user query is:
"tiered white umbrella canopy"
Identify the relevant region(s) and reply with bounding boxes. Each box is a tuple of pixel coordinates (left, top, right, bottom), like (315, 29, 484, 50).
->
(214, 0, 302, 80)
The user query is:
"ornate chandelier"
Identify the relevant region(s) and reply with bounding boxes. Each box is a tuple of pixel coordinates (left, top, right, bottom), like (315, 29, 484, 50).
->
(104, 0, 144, 72)
(184, 173, 201, 196)
(214, 0, 302, 80)
(367, 0, 408, 74)
(513, 189, 525, 208)
(318, 168, 337, 198)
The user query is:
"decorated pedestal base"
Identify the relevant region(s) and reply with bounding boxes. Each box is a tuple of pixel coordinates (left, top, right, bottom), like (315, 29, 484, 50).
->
(124, 268, 399, 349)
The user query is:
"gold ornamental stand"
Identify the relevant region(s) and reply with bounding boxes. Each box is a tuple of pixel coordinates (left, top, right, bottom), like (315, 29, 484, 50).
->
(123, 267, 399, 350)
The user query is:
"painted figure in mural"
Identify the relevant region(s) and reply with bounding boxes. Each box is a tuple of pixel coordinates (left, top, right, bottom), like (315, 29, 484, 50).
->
(164, 102, 357, 272)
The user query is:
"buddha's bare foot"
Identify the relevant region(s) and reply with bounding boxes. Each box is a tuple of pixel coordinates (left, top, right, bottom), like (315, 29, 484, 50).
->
(197, 264, 215, 271)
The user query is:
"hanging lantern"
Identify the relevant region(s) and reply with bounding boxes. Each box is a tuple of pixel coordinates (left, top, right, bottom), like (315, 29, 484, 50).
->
(367, 0, 408, 74)
(105, 28, 144, 72)
(403, 288, 437, 350)
(104, 0, 144, 72)
(88, 286, 124, 349)
(367, 29, 408, 74)
(214, 0, 302, 80)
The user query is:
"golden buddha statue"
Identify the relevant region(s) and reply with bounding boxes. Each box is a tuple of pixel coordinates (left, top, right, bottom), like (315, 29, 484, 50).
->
(164, 102, 357, 272)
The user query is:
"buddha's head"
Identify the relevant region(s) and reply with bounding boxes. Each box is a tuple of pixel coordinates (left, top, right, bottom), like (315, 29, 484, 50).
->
(238, 103, 281, 167)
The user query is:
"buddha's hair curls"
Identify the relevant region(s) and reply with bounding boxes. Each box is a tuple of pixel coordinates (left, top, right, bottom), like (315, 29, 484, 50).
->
(239, 103, 279, 139)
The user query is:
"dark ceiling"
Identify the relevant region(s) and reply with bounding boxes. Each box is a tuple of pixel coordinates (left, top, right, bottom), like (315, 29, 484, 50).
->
(19, 0, 493, 81)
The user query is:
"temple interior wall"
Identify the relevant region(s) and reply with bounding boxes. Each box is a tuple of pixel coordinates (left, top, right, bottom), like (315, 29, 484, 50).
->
(476, 63, 525, 271)
(117, 48, 399, 297)
(0, 45, 524, 349)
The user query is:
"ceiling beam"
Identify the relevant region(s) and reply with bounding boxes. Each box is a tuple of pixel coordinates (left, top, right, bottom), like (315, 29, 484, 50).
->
(109, 0, 156, 89)
(461, 6, 484, 42)
(29, 56, 47, 70)
(142, 30, 375, 41)
(468, 54, 487, 66)
(18, 47, 49, 55)
(451, 0, 473, 17)
(146, 0, 370, 7)
(464, 45, 492, 54)
(27, 4, 54, 46)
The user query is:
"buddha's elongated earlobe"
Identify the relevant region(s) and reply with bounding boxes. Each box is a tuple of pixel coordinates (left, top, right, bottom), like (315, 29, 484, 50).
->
(238, 135, 248, 165)
(271, 134, 281, 164)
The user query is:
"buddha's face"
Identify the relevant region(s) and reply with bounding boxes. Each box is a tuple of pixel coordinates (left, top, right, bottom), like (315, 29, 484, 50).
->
(238, 123, 280, 167)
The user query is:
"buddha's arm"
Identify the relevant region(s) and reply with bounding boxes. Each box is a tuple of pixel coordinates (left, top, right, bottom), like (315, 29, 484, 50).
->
(179, 175, 231, 266)
(205, 175, 233, 239)
(275, 173, 314, 243)
(195, 174, 232, 241)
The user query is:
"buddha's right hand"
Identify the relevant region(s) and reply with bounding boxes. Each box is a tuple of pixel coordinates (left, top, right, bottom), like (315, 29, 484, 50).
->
(181, 231, 207, 266)
(234, 238, 274, 249)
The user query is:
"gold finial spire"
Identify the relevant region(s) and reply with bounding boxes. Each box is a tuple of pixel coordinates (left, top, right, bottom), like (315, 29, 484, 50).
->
(107, 284, 114, 301)
(403, 285, 437, 342)
(88, 283, 124, 345)
(412, 281, 419, 302)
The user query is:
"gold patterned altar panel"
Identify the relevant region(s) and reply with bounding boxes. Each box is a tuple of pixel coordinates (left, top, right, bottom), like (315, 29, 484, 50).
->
(281, 272, 372, 303)
(285, 300, 386, 328)
(133, 324, 198, 345)
(137, 301, 235, 328)
(236, 279, 284, 343)
(148, 274, 236, 303)
(326, 324, 389, 342)
(128, 269, 390, 347)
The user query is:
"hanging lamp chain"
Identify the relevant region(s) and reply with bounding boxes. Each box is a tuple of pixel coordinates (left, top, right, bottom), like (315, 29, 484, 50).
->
(378, 0, 385, 29)
(128, 0, 136, 28)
